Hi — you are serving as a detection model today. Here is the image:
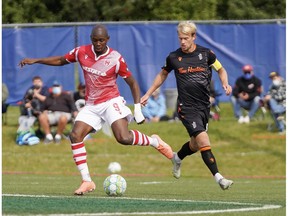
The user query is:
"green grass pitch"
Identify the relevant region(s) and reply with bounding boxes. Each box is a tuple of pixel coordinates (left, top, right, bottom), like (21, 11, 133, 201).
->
(2, 104, 286, 215)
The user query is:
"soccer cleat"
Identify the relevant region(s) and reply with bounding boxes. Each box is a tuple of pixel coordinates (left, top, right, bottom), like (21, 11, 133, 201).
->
(171, 152, 181, 179)
(219, 178, 233, 190)
(151, 134, 173, 159)
(74, 181, 96, 195)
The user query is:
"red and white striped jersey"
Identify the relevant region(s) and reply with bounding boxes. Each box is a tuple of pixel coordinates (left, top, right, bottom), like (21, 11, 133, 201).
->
(65, 45, 132, 105)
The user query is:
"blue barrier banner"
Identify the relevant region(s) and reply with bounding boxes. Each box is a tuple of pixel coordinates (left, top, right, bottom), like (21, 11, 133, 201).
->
(2, 27, 75, 104)
(2, 23, 286, 105)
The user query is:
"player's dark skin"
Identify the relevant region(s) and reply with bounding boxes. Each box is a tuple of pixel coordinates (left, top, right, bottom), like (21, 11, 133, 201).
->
(18, 25, 144, 145)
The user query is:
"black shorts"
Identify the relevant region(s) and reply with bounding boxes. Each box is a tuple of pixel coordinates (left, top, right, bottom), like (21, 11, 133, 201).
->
(178, 106, 210, 137)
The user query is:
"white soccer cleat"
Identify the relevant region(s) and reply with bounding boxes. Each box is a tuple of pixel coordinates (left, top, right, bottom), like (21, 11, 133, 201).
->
(171, 152, 181, 179)
(219, 178, 233, 190)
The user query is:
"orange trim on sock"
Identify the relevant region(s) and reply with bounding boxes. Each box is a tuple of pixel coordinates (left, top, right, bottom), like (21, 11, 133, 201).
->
(199, 146, 211, 152)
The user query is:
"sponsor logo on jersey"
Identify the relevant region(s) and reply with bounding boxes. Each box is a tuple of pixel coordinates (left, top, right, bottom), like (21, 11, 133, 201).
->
(178, 66, 205, 74)
(198, 53, 203, 60)
(82, 66, 107, 76)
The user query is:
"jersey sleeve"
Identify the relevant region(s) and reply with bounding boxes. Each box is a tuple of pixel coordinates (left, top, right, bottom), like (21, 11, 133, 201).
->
(64, 47, 80, 63)
(207, 50, 217, 65)
(161, 55, 173, 73)
(208, 50, 223, 71)
(118, 56, 132, 78)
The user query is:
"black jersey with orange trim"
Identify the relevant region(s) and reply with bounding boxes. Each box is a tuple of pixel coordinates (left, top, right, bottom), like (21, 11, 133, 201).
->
(162, 44, 217, 110)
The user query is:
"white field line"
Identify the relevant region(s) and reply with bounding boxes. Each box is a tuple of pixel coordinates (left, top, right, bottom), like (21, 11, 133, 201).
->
(2, 194, 282, 216)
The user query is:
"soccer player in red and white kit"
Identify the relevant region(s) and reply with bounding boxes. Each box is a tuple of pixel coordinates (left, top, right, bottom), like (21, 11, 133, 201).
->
(19, 24, 173, 195)
(141, 21, 233, 190)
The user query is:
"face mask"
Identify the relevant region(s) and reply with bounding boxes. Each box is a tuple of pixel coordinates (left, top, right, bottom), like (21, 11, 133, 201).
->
(52, 87, 61, 94)
(243, 73, 252, 80)
(272, 79, 281, 87)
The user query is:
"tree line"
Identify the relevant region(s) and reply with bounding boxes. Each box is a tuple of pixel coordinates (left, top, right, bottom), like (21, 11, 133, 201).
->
(3, 0, 286, 24)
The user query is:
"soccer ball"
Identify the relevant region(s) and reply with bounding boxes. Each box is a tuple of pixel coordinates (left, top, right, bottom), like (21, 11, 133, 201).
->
(103, 174, 127, 196)
(107, 162, 122, 173)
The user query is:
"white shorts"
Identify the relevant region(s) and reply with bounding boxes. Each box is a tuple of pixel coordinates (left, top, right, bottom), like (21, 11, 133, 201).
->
(47, 111, 72, 125)
(75, 96, 133, 132)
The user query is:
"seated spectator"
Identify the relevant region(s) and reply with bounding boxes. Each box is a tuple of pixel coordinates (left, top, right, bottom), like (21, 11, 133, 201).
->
(39, 81, 78, 143)
(263, 72, 286, 133)
(231, 65, 262, 124)
(20, 76, 50, 117)
(2, 83, 9, 114)
(16, 76, 49, 145)
(73, 83, 86, 111)
(142, 88, 169, 122)
(209, 80, 222, 120)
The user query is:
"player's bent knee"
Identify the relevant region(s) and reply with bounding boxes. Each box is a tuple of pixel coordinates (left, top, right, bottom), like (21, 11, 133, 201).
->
(115, 135, 131, 145)
(69, 131, 82, 143)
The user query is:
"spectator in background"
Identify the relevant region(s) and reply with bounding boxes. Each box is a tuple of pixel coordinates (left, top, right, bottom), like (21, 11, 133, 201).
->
(39, 81, 78, 144)
(209, 80, 221, 121)
(73, 83, 86, 111)
(2, 83, 10, 125)
(74, 83, 86, 101)
(142, 88, 169, 122)
(263, 72, 286, 133)
(2, 83, 9, 104)
(2, 83, 9, 114)
(20, 76, 49, 117)
(231, 65, 262, 123)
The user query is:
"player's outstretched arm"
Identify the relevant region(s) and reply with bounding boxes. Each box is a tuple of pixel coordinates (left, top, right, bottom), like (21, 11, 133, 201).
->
(141, 69, 168, 106)
(217, 67, 232, 95)
(18, 56, 69, 68)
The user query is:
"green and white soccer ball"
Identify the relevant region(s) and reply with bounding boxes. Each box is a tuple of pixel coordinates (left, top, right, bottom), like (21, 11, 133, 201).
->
(103, 174, 127, 196)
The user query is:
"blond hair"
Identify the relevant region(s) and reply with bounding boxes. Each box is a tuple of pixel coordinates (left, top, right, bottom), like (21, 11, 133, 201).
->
(177, 21, 197, 36)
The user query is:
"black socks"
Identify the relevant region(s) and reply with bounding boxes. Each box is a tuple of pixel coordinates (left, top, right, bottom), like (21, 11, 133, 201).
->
(177, 141, 196, 160)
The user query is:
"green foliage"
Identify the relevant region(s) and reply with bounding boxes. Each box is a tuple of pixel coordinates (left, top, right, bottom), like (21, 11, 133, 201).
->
(218, 0, 286, 20)
(152, 0, 218, 20)
(2, 0, 286, 24)
(2, 0, 59, 23)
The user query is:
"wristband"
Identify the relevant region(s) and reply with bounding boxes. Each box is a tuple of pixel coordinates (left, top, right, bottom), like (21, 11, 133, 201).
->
(134, 103, 141, 111)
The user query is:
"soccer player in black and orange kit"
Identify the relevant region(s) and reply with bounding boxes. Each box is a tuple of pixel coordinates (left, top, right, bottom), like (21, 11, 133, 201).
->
(141, 21, 233, 190)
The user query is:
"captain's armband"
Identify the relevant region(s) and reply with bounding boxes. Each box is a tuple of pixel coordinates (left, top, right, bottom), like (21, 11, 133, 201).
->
(211, 59, 222, 71)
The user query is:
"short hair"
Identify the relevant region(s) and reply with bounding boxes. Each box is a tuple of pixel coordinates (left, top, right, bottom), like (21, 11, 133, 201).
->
(32, 76, 42, 81)
(269, 71, 280, 79)
(91, 24, 109, 38)
(177, 21, 197, 36)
